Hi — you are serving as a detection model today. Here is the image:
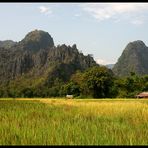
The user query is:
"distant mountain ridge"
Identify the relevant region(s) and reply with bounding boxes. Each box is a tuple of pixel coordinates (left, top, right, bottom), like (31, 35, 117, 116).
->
(0, 40, 16, 48)
(105, 64, 114, 69)
(0, 30, 97, 87)
(1, 30, 148, 87)
(112, 40, 148, 76)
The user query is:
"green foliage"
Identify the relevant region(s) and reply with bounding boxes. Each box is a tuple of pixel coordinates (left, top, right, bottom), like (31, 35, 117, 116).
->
(21, 88, 34, 98)
(114, 72, 148, 98)
(1, 31, 148, 99)
(81, 66, 114, 98)
(63, 81, 80, 97)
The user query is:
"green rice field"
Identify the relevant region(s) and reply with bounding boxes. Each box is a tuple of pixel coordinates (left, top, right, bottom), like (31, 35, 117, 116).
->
(0, 98, 148, 145)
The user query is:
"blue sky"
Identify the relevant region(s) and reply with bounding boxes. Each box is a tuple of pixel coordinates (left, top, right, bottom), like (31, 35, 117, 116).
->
(0, 3, 148, 64)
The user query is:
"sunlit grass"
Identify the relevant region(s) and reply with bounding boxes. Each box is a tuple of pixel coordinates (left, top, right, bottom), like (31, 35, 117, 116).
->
(0, 99, 148, 145)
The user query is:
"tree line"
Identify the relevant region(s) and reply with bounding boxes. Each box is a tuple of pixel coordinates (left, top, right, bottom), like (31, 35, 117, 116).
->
(0, 65, 148, 98)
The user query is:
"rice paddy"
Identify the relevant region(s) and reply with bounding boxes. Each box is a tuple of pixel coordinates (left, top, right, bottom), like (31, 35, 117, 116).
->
(0, 98, 148, 145)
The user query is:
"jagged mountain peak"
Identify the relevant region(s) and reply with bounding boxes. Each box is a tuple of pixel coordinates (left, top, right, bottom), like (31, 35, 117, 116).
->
(0, 29, 97, 83)
(20, 29, 54, 52)
(125, 40, 147, 51)
(113, 40, 148, 76)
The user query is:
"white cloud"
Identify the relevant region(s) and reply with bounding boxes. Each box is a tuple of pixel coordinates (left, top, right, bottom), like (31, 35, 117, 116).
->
(39, 6, 52, 15)
(131, 19, 144, 25)
(96, 58, 111, 65)
(74, 13, 81, 17)
(80, 3, 148, 24)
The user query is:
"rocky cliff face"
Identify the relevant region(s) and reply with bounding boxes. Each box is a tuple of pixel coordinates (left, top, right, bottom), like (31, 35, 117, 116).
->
(112, 40, 148, 76)
(19, 29, 54, 52)
(0, 30, 97, 84)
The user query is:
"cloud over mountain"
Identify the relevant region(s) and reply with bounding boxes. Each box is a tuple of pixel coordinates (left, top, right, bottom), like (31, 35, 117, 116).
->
(80, 3, 148, 25)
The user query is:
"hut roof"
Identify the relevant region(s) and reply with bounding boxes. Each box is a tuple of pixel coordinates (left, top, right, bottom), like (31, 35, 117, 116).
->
(136, 92, 148, 97)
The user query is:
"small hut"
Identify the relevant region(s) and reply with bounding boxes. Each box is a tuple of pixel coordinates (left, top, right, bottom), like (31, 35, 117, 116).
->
(136, 92, 148, 98)
(66, 95, 73, 99)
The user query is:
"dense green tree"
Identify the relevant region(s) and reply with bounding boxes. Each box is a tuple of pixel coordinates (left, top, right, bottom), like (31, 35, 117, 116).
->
(81, 66, 114, 98)
(114, 72, 146, 98)
(21, 88, 34, 98)
(63, 81, 80, 97)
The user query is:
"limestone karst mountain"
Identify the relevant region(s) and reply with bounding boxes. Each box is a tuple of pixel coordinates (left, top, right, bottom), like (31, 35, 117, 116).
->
(112, 40, 148, 76)
(0, 40, 16, 48)
(0, 30, 97, 87)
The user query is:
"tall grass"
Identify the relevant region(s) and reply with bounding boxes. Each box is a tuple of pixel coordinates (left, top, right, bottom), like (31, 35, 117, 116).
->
(0, 99, 148, 145)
